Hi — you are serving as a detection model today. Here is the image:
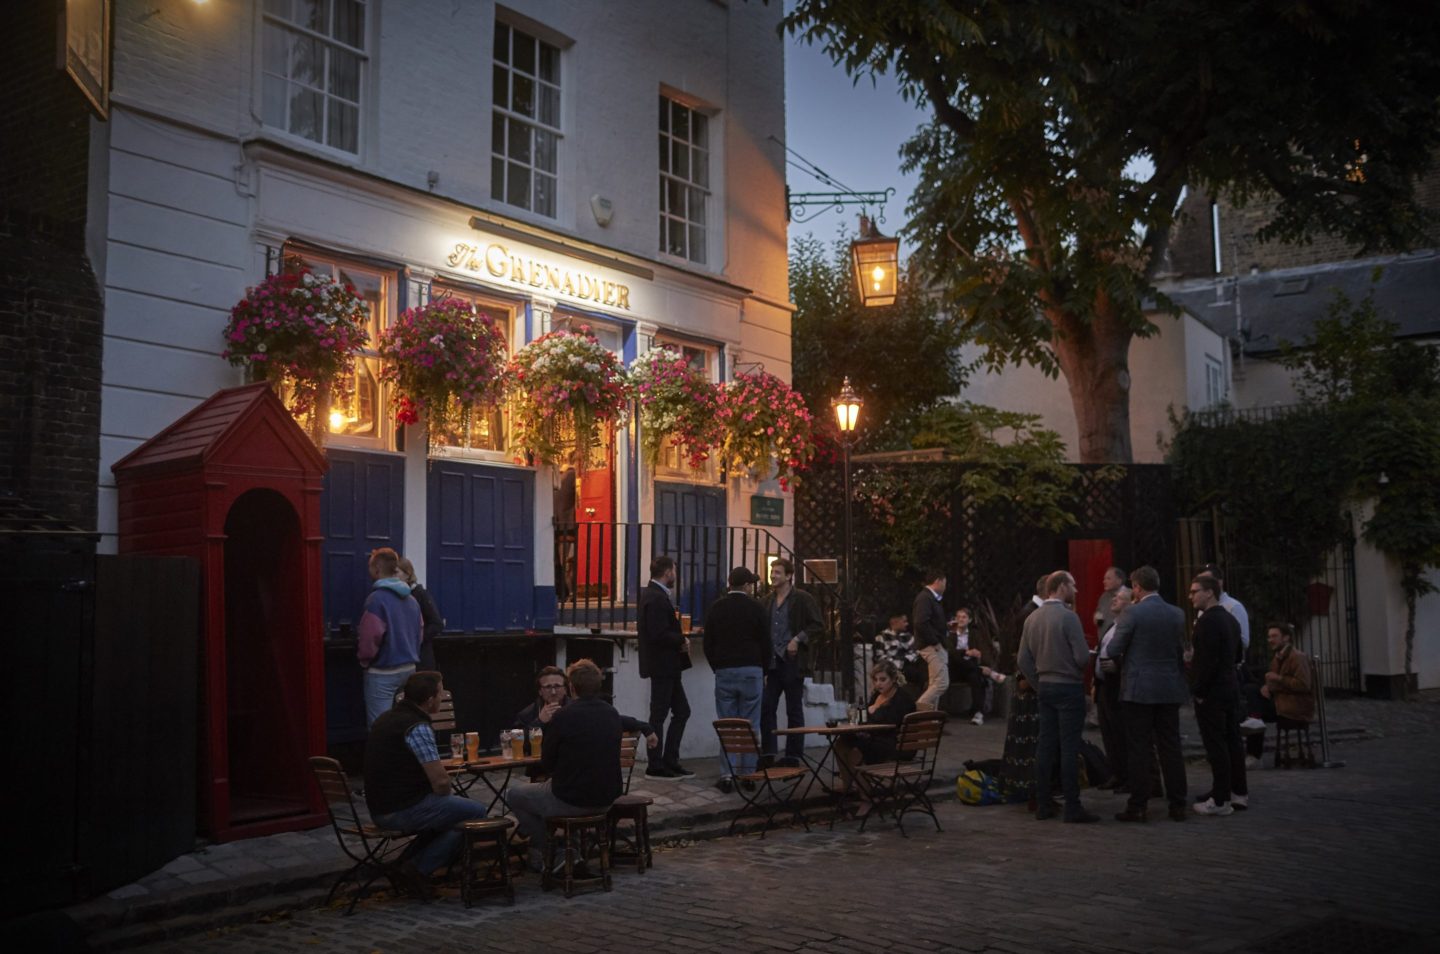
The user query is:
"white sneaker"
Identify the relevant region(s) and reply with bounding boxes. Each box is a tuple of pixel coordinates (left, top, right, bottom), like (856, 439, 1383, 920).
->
(1240, 717, 1266, 733)
(971, 711, 985, 726)
(1245, 755, 1261, 769)
(1230, 793, 1248, 811)
(1192, 797, 1234, 817)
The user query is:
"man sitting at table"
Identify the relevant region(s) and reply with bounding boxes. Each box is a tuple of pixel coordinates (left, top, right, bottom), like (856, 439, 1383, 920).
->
(364, 671, 487, 896)
(513, 666, 570, 730)
(506, 659, 658, 873)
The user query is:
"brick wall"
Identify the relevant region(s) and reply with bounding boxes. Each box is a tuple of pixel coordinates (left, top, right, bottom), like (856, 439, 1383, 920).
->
(0, 1, 103, 530)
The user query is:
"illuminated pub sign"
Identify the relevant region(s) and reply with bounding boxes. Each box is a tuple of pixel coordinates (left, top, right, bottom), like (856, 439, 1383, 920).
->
(448, 242, 633, 310)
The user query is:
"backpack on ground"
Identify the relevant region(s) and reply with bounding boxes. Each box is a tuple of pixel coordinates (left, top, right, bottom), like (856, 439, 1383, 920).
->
(956, 768, 1003, 805)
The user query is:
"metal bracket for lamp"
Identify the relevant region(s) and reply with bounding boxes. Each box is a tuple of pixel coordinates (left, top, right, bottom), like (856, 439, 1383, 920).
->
(786, 186, 896, 224)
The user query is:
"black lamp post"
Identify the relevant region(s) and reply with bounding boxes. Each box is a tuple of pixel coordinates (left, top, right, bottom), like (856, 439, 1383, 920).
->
(831, 377, 864, 701)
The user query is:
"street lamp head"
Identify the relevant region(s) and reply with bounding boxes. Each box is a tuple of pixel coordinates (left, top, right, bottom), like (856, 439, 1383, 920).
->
(851, 215, 899, 308)
(832, 376, 863, 437)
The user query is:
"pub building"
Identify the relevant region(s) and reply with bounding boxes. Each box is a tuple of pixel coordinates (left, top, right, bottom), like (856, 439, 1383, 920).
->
(94, 0, 796, 840)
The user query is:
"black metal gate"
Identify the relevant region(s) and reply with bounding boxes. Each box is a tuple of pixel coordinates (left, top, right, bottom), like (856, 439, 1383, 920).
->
(1175, 511, 1362, 692)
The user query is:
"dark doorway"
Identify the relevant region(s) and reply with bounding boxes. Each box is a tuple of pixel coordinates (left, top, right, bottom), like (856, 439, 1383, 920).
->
(223, 489, 309, 825)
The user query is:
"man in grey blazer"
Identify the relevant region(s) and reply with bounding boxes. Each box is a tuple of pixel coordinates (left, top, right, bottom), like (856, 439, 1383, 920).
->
(1103, 565, 1189, 822)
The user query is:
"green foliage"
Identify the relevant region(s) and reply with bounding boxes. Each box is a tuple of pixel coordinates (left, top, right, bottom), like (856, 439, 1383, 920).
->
(789, 233, 969, 441)
(783, 0, 1440, 461)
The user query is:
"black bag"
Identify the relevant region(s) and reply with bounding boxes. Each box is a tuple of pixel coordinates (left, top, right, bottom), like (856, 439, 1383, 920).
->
(1078, 739, 1113, 788)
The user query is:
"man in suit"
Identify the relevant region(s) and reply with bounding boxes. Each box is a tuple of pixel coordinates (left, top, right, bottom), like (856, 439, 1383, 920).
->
(703, 566, 769, 791)
(1017, 571, 1100, 823)
(911, 569, 949, 711)
(638, 555, 692, 780)
(1104, 565, 1190, 822)
(1188, 574, 1247, 816)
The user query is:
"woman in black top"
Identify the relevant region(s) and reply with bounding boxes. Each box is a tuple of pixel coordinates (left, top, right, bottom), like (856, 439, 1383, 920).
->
(834, 659, 916, 793)
(398, 557, 444, 671)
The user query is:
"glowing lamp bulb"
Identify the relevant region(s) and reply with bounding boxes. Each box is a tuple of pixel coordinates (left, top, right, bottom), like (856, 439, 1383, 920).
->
(329, 410, 347, 432)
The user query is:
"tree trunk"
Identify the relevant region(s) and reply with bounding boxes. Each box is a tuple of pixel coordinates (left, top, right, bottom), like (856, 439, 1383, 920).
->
(1047, 305, 1135, 463)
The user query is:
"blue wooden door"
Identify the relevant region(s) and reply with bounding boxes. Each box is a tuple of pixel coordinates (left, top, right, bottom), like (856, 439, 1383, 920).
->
(429, 461, 534, 633)
(655, 482, 726, 624)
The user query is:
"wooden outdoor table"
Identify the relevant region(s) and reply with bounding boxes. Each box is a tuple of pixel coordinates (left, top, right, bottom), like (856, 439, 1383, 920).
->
(446, 755, 543, 815)
(774, 723, 896, 824)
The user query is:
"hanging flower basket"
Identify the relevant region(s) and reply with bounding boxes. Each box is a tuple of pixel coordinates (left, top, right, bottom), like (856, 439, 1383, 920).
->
(507, 328, 629, 468)
(628, 346, 723, 469)
(222, 269, 370, 436)
(376, 297, 509, 437)
(716, 371, 817, 490)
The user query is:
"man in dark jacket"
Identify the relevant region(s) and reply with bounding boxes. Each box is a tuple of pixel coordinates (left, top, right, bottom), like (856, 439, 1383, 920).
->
(506, 659, 654, 872)
(1187, 574, 1247, 816)
(364, 671, 486, 892)
(703, 566, 769, 790)
(1105, 565, 1190, 822)
(911, 569, 949, 711)
(761, 558, 825, 766)
(638, 555, 692, 779)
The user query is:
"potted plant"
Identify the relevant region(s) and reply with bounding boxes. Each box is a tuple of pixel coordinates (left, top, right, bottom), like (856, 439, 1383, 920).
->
(222, 268, 370, 443)
(628, 346, 723, 469)
(716, 370, 816, 490)
(376, 297, 509, 449)
(507, 327, 629, 468)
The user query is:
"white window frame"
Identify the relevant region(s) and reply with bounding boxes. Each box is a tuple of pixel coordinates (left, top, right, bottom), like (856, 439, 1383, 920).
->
(1205, 354, 1226, 408)
(491, 20, 563, 218)
(652, 336, 722, 484)
(259, 0, 370, 157)
(658, 94, 712, 265)
(427, 284, 519, 463)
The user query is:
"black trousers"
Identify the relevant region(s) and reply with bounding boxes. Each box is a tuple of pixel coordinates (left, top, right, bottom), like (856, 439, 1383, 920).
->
(1195, 696, 1248, 802)
(950, 654, 988, 716)
(761, 654, 806, 758)
(1123, 702, 1186, 811)
(647, 673, 690, 765)
(1095, 677, 1128, 784)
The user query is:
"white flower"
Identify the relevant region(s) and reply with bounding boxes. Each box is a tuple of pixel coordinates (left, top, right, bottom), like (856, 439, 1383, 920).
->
(429, 334, 446, 347)
(257, 342, 268, 352)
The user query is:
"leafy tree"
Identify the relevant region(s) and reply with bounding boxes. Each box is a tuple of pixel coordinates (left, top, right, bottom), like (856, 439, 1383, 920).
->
(790, 233, 968, 441)
(783, 0, 1440, 462)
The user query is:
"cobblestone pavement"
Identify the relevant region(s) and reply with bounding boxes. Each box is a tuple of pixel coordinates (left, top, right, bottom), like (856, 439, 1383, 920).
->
(134, 698, 1440, 954)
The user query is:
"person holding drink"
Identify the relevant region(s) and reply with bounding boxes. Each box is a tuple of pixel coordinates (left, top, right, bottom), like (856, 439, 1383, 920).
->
(832, 659, 916, 794)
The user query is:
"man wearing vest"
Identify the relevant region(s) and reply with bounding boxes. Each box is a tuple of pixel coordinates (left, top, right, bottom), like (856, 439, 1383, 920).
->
(364, 671, 486, 893)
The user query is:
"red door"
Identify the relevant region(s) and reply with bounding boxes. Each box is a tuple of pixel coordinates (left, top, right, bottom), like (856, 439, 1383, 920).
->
(575, 429, 615, 598)
(1068, 539, 1114, 690)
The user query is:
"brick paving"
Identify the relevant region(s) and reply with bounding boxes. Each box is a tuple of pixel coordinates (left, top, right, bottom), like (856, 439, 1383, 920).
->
(109, 696, 1440, 953)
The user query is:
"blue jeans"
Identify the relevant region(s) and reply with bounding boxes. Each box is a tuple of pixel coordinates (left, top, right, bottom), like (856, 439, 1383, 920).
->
(1036, 682, 1086, 813)
(714, 666, 764, 777)
(374, 792, 487, 875)
(364, 667, 415, 727)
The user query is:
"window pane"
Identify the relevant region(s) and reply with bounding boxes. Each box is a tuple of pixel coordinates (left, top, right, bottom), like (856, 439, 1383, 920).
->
(689, 188, 707, 225)
(492, 63, 508, 107)
(289, 35, 322, 87)
(289, 88, 322, 140)
(535, 130, 556, 174)
(538, 43, 559, 83)
(666, 180, 685, 217)
(264, 0, 289, 16)
(693, 113, 708, 149)
(296, 0, 325, 32)
(507, 163, 530, 208)
(262, 24, 287, 75)
(328, 99, 358, 151)
(692, 148, 708, 188)
(658, 95, 668, 132)
(262, 75, 287, 127)
(491, 112, 505, 154)
(671, 140, 688, 179)
(658, 178, 668, 212)
(673, 103, 690, 141)
(493, 22, 509, 62)
(513, 32, 535, 75)
(659, 216, 667, 250)
(538, 84, 559, 127)
(512, 74, 534, 117)
(330, 48, 360, 101)
(507, 118, 531, 163)
(668, 218, 687, 257)
(689, 224, 706, 264)
(658, 134, 669, 172)
(534, 173, 555, 217)
(491, 157, 506, 201)
(333, 0, 363, 46)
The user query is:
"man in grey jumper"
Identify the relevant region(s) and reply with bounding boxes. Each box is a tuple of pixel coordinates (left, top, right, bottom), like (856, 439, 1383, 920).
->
(1017, 570, 1099, 823)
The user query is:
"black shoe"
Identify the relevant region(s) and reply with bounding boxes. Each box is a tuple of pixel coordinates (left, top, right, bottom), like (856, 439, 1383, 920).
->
(1168, 804, 1188, 822)
(645, 764, 679, 780)
(777, 756, 802, 769)
(395, 861, 435, 901)
(714, 777, 735, 794)
(1034, 805, 1056, 820)
(739, 778, 758, 792)
(1064, 810, 1102, 824)
(1114, 808, 1148, 823)
(666, 760, 696, 778)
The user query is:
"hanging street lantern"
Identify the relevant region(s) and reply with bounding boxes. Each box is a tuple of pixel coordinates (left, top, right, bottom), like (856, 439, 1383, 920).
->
(850, 215, 900, 308)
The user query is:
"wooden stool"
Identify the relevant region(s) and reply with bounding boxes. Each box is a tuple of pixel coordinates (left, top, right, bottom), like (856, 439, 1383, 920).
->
(608, 793, 654, 874)
(1275, 718, 1315, 769)
(542, 813, 612, 897)
(460, 818, 516, 906)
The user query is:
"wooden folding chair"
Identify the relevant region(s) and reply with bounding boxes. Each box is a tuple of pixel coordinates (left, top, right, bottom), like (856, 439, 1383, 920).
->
(308, 756, 418, 914)
(857, 710, 947, 836)
(713, 718, 811, 837)
(608, 732, 654, 872)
